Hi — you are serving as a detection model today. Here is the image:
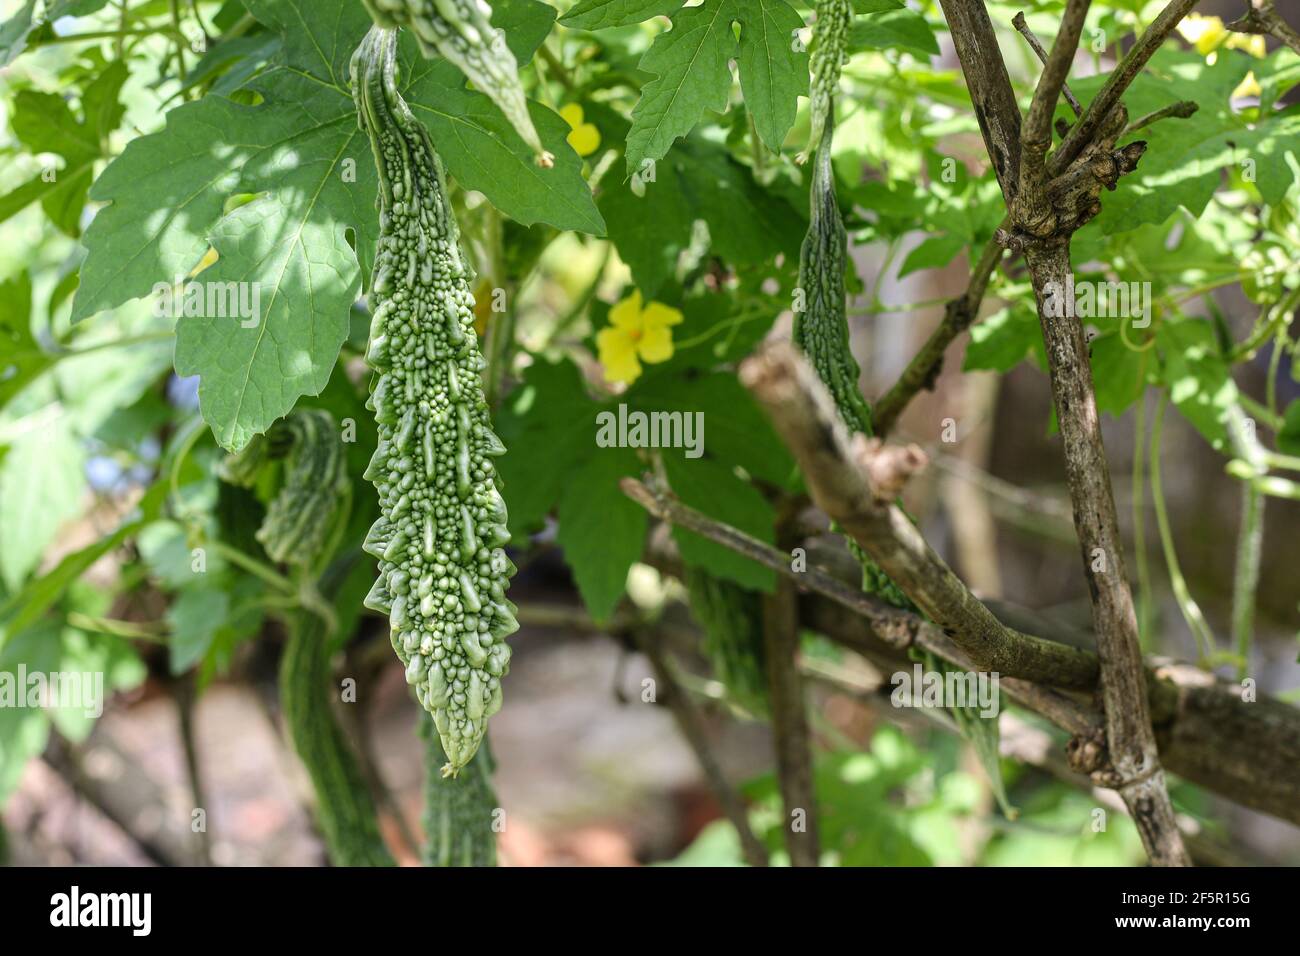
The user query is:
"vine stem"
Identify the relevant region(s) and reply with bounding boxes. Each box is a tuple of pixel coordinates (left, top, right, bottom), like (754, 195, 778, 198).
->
(1148, 396, 1216, 660)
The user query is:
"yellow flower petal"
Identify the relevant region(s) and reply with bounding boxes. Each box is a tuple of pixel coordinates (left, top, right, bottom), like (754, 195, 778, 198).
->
(1233, 70, 1262, 100)
(608, 289, 645, 331)
(1225, 33, 1267, 58)
(639, 300, 684, 330)
(637, 322, 675, 364)
(567, 123, 601, 157)
(1178, 14, 1227, 57)
(597, 327, 642, 383)
(559, 103, 585, 128)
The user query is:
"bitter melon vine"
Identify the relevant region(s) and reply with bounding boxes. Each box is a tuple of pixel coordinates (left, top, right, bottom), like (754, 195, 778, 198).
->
(221, 410, 393, 866)
(419, 712, 499, 866)
(798, 0, 850, 165)
(359, 0, 553, 167)
(353, 26, 517, 778)
(684, 568, 767, 717)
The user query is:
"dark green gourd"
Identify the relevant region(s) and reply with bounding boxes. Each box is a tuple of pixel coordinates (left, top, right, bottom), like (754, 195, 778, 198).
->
(282, 610, 395, 866)
(359, 0, 553, 167)
(419, 712, 499, 866)
(684, 568, 767, 717)
(353, 26, 517, 778)
(799, 0, 851, 165)
(792, 15, 912, 611)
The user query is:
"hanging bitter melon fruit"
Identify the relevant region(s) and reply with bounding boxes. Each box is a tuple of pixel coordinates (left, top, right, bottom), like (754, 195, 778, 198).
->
(419, 711, 500, 866)
(359, 0, 553, 167)
(798, 0, 851, 165)
(792, 113, 912, 611)
(353, 25, 517, 778)
(684, 568, 768, 717)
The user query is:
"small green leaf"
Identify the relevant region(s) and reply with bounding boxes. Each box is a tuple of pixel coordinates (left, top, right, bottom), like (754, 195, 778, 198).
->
(0, 420, 85, 591)
(167, 588, 231, 675)
(556, 448, 647, 621)
(662, 456, 775, 591)
(561, 0, 681, 30)
(897, 233, 965, 278)
(850, 9, 938, 58)
(626, 0, 808, 174)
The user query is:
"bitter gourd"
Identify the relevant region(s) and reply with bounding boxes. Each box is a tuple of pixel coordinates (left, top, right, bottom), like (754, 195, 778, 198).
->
(419, 711, 499, 866)
(798, 0, 851, 165)
(684, 568, 767, 717)
(282, 609, 396, 866)
(353, 25, 517, 778)
(359, 0, 554, 167)
(793, 114, 911, 610)
(221, 409, 394, 866)
(221, 410, 351, 565)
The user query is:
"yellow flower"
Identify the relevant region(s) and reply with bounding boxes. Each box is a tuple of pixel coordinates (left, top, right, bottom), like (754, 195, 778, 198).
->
(1178, 13, 1228, 57)
(1225, 32, 1267, 58)
(596, 289, 683, 385)
(559, 103, 601, 157)
(1233, 70, 1262, 100)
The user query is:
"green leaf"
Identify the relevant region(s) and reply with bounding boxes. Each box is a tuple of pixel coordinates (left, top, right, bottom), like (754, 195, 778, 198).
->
(662, 455, 775, 591)
(1087, 49, 1300, 234)
(556, 448, 647, 621)
(626, 0, 808, 173)
(8, 61, 127, 235)
(1156, 318, 1237, 450)
(560, 0, 680, 30)
(72, 0, 601, 451)
(167, 588, 231, 675)
(962, 307, 1041, 374)
(849, 9, 938, 58)
(601, 135, 804, 294)
(405, 59, 606, 236)
(0, 0, 36, 68)
(0, 272, 52, 416)
(495, 358, 598, 535)
(897, 233, 965, 278)
(735, 0, 808, 153)
(630, 370, 797, 488)
(0, 419, 85, 591)
(852, 0, 904, 12)
(0, 483, 161, 649)
(1090, 332, 1146, 417)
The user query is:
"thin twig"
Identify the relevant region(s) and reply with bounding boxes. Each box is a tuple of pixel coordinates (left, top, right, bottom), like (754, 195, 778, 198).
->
(873, 237, 1006, 436)
(1051, 0, 1202, 175)
(762, 575, 820, 866)
(632, 479, 1300, 825)
(1228, 0, 1300, 56)
(1013, 10, 1084, 118)
(739, 345, 1100, 689)
(1123, 100, 1198, 135)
